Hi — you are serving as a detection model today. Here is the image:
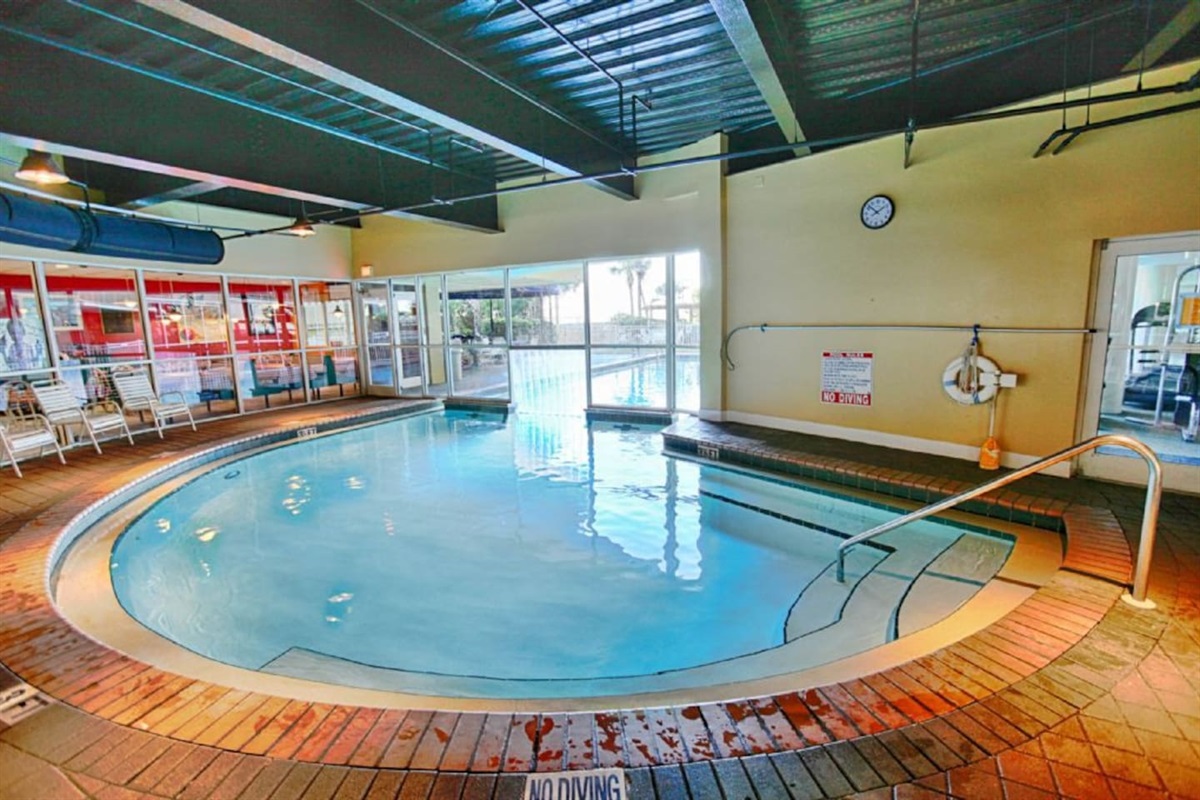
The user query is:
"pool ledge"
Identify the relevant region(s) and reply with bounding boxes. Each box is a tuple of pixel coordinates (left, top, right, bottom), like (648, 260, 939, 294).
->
(0, 400, 1157, 790)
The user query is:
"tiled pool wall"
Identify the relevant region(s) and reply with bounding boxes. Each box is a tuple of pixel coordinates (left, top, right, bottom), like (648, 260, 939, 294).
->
(662, 429, 1069, 533)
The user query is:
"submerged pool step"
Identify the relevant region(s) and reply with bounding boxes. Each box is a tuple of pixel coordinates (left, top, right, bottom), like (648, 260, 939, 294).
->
(784, 545, 890, 640)
(786, 528, 1004, 652)
(895, 532, 1012, 637)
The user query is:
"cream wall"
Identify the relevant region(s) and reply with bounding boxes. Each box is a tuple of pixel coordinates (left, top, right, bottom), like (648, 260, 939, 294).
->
(724, 61, 1200, 461)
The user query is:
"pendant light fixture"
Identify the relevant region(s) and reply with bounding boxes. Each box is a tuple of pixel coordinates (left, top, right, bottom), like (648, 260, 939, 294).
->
(285, 217, 316, 237)
(14, 150, 70, 185)
(283, 200, 316, 237)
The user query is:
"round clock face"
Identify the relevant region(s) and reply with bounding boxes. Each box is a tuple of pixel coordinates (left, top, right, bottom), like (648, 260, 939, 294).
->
(860, 194, 895, 229)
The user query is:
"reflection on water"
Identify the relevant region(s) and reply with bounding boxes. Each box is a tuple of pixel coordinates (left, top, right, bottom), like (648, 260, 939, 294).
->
(109, 412, 956, 685)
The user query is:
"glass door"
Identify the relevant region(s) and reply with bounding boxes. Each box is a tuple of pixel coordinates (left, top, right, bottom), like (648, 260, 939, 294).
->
(358, 281, 396, 395)
(391, 280, 423, 392)
(1079, 232, 1200, 491)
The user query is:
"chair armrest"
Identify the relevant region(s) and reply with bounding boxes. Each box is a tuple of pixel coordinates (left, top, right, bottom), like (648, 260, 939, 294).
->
(8, 413, 56, 436)
(120, 396, 155, 411)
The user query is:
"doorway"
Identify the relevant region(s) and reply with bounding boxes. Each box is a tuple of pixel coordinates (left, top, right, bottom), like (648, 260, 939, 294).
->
(1078, 233, 1200, 491)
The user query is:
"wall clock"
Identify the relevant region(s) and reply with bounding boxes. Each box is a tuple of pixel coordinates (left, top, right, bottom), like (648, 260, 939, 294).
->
(860, 194, 895, 230)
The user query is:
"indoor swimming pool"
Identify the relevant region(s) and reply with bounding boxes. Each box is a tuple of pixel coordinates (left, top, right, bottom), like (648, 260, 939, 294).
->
(54, 410, 1048, 702)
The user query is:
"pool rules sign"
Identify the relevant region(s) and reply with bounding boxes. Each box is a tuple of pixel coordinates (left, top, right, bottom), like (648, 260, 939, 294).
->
(820, 351, 873, 407)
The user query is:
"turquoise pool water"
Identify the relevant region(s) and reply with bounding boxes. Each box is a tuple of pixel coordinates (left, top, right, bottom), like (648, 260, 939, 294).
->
(108, 411, 1010, 698)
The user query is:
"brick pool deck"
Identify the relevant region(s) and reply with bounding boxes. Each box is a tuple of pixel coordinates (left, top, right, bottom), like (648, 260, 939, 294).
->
(0, 398, 1197, 799)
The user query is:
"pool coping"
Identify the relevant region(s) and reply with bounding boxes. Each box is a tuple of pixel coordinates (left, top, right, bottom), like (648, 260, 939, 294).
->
(0, 402, 1141, 782)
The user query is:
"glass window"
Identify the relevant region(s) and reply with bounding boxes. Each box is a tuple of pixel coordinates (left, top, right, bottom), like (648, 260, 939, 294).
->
(44, 265, 146, 363)
(675, 350, 700, 412)
(307, 347, 360, 400)
(228, 279, 298, 354)
(509, 263, 585, 346)
(237, 352, 305, 410)
(424, 346, 451, 396)
(587, 257, 668, 346)
(674, 251, 701, 347)
(445, 270, 508, 400)
(511, 349, 585, 414)
(590, 347, 669, 408)
(143, 272, 229, 359)
(0, 259, 51, 376)
(156, 356, 238, 419)
(446, 269, 506, 345)
(300, 281, 355, 349)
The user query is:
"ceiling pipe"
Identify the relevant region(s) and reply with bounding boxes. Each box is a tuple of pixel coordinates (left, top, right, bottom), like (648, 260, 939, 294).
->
(223, 69, 1198, 238)
(0, 191, 224, 264)
(0, 178, 264, 234)
(1036, 97, 1200, 155)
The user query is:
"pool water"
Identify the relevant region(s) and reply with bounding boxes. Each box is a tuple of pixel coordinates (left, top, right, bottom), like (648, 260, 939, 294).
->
(108, 411, 1010, 697)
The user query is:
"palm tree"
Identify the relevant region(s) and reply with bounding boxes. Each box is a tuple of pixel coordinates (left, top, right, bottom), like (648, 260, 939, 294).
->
(609, 259, 652, 318)
(631, 259, 650, 318)
(609, 263, 636, 317)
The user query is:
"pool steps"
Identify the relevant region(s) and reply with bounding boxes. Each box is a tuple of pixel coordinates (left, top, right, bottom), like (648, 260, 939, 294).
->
(696, 466, 1013, 654)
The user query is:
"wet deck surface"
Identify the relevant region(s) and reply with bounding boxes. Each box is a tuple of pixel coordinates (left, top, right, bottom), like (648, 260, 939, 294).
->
(1, 399, 1198, 799)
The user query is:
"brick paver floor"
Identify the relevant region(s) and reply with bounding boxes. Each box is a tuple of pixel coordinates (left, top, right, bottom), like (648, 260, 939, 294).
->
(1, 399, 1197, 799)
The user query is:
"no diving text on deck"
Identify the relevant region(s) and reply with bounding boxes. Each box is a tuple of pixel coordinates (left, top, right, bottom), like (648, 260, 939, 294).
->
(524, 769, 625, 800)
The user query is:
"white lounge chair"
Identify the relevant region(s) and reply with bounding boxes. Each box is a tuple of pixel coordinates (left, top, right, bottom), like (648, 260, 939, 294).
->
(30, 379, 134, 454)
(0, 412, 66, 477)
(111, 369, 196, 438)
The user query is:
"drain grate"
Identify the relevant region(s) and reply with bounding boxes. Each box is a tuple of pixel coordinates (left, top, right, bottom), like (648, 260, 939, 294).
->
(0, 683, 51, 725)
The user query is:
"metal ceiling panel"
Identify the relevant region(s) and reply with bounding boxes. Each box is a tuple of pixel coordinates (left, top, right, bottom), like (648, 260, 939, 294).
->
(0, 0, 1196, 231)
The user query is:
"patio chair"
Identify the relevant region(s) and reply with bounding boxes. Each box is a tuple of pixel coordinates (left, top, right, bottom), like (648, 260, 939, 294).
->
(111, 368, 197, 438)
(0, 411, 66, 477)
(30, 379, 134, 454)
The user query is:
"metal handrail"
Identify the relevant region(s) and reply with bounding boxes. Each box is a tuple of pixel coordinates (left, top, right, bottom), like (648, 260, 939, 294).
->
(835, 434, 1163, 608)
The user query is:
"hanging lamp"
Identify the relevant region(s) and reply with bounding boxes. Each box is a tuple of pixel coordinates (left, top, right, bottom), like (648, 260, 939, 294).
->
(14, 150, 70, 185)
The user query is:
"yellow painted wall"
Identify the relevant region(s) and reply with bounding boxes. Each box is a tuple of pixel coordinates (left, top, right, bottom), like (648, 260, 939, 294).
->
(724, 61, 1200, 457)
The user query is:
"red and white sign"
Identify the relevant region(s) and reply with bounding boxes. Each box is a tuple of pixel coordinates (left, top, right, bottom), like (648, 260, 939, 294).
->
(821, 351, 873, 406)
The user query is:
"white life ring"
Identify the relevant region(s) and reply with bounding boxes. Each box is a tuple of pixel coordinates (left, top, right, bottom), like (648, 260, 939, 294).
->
(942, 355, 1000, 405)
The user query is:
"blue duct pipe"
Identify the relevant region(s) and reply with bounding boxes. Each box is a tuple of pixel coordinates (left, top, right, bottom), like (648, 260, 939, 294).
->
(0, 192, 224, 264)
(0, 192, 88, 251)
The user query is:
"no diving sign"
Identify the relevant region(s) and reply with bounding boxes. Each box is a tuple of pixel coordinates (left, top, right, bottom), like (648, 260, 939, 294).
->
(820, 351, 873, 407)
(524, 768, 626, 800)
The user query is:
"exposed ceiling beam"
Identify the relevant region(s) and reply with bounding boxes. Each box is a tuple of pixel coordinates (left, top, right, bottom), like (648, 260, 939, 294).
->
(709, 0, 810, 155)
(110, 178, 225, 210)
(0, 29, 499, 232)
(135, 0, 637, 201)
(1124, 1, 1200, 72)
